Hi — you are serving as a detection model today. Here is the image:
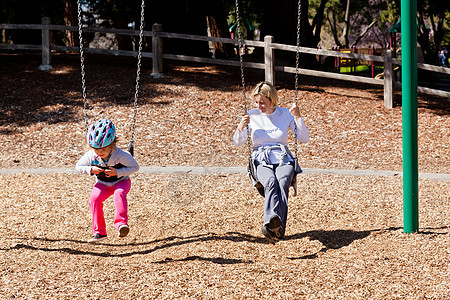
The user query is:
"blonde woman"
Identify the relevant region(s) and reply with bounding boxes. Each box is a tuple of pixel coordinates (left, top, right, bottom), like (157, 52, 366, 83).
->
(233, 81, 309, 243)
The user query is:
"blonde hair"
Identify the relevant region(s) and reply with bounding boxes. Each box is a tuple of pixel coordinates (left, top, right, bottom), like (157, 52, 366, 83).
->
(251, 81, 278, 107)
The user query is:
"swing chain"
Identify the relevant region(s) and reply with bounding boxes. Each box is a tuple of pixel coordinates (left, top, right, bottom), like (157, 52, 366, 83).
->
(293, 0, 302, 161)
(77, 0, 89, 131)
(294, 0, 302, 102)
(235, 0, 252, 160)
(128, 0, 146, 153)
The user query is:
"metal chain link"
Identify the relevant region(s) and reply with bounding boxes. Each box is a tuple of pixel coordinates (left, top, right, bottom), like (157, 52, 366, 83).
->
(77, 0, 89, 131)
(235, 0, 252, 160)
(293, 0, 302, 161)
(77, 0, 145, 154)
(128, 0, 146, 153)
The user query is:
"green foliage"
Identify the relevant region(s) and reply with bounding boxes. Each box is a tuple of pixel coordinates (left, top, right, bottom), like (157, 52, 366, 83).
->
(321, 0, 392, 48)
(226, 0, 261, 39)
(379, 0, 400, 31)
(444, 12, 450, 46)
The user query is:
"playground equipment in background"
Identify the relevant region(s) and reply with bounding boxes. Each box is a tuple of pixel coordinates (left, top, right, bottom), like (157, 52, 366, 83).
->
(331, 46, 387, 77)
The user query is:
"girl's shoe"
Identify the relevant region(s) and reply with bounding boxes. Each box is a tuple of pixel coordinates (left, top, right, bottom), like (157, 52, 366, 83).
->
(88, 233, 107, 243)
(118, 225, 130, 238)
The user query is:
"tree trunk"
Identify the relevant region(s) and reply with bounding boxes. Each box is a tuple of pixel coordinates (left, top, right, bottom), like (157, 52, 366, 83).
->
(341, 0, 350, 48)
(351, 19, 377, 47)
(116, 15, 132, 51)
(64, 0, 78, 47)
(307, 0, 328, 48)
(207, 15, 233, 59)
(205, 0, 234, 59)
(327, 10, 342, 47)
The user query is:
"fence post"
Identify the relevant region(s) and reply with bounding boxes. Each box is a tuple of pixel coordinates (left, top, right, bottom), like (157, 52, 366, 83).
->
(151, 23, 163, 78)
(38, 17, 52, 71)
(264, 35, 275, 85)
(371, 45, 375, 78)
(383, 49, 394, 108)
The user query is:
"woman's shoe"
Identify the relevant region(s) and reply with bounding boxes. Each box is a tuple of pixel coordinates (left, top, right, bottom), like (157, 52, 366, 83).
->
(261, 216, 282, 244)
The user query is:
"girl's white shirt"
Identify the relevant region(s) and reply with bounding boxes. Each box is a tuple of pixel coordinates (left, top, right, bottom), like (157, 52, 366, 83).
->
(76, 146, 140, 187)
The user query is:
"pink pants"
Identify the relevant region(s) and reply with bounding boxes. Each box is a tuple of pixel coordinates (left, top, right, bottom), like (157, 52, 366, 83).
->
(89, 179, 131, 235)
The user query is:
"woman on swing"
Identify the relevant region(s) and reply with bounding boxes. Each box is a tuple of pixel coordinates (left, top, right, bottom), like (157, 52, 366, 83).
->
(233, 81, 309, 243)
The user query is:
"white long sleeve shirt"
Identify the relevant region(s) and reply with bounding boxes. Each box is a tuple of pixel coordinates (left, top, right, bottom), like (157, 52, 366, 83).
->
(76, 146, 140, 187)
(233, 107, 309, 164)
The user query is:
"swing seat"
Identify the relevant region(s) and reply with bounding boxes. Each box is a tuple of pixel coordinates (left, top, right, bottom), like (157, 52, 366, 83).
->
(93, 164, 125, 182)
(247, 158, 302, 197)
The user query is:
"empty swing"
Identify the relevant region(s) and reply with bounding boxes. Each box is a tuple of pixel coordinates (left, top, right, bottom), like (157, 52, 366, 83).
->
(76, 0, 146, 156)
(234, 0, 304, 197)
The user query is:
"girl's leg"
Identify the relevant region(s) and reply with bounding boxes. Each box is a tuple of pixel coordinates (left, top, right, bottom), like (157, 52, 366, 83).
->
(89, 183, 113, 235)
(275, 163, 295, 237)
(112, 179, 131, 230)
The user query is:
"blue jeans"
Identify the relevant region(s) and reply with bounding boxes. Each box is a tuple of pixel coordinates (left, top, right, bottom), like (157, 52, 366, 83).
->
(440, 54, 447, 67)
(256, 163, 294, 236)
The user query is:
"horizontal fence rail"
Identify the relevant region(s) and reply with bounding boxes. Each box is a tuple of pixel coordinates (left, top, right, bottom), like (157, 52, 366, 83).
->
(1, 18, 450, 107)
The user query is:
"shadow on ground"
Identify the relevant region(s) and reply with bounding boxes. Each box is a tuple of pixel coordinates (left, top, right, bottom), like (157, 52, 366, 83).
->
(8, 226, 448, 263)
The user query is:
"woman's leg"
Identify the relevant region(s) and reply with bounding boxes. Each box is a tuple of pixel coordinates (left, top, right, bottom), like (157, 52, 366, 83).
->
(112, 179, 131, 230)
(89, 183, 113, 235)
(275, 163, 295, 237)
(256, 164, 282, 225)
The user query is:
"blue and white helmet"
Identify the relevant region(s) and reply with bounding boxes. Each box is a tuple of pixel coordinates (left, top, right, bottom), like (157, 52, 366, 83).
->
(87, 119, 116, 149)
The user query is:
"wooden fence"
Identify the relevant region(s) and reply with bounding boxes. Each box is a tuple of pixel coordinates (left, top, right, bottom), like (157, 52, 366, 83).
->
(1, 17, 450, 108)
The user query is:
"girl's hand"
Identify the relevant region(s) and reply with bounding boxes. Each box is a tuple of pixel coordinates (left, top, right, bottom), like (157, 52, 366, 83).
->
(90, 166, 104, 175)
(290, 103, 301, 121)
(104, 167, 118, 177)
(237, 114, 250, 132)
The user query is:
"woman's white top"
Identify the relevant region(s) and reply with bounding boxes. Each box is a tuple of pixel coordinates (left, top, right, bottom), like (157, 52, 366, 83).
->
(233, 107, 309, 165)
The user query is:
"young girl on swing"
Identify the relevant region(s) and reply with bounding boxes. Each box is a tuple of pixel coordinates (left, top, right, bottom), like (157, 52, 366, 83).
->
(76, 119, 140, 243)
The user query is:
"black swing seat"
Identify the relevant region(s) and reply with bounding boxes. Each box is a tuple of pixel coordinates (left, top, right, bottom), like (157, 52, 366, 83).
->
(93, 163, 126, 182)
(247, 157, 302, 197)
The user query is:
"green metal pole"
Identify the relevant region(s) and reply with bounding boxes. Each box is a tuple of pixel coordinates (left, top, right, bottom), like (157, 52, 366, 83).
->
(401, 0, 419, 233)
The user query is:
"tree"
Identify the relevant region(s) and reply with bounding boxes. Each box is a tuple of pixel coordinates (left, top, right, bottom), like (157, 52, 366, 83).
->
(207, 0, 235, 59)
(63, 0, 78, 47)
(259, 0, 329, 68)
(381, 0, 450, 64)
(416, 0, 450, 64)
(341, 0, 351, 47)
(324, 0, 391, 49)
(85, 0, 137, 51)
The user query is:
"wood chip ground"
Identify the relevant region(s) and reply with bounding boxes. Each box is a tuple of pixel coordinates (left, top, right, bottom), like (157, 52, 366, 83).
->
(0, 53, 449, 299)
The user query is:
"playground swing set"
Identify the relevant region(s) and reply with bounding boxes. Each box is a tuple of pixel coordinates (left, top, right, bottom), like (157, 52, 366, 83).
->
(75, 0, 420, 235)
(76, 0, 305, 197)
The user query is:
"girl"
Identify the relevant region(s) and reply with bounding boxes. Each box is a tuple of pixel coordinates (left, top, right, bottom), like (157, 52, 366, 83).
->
(233, 82, 309, 243)
(76, 119, 140, 243)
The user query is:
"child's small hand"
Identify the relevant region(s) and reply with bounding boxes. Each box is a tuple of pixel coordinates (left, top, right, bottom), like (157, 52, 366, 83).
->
(104, 167, 118, 177)
(91, 166, 104, 175)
